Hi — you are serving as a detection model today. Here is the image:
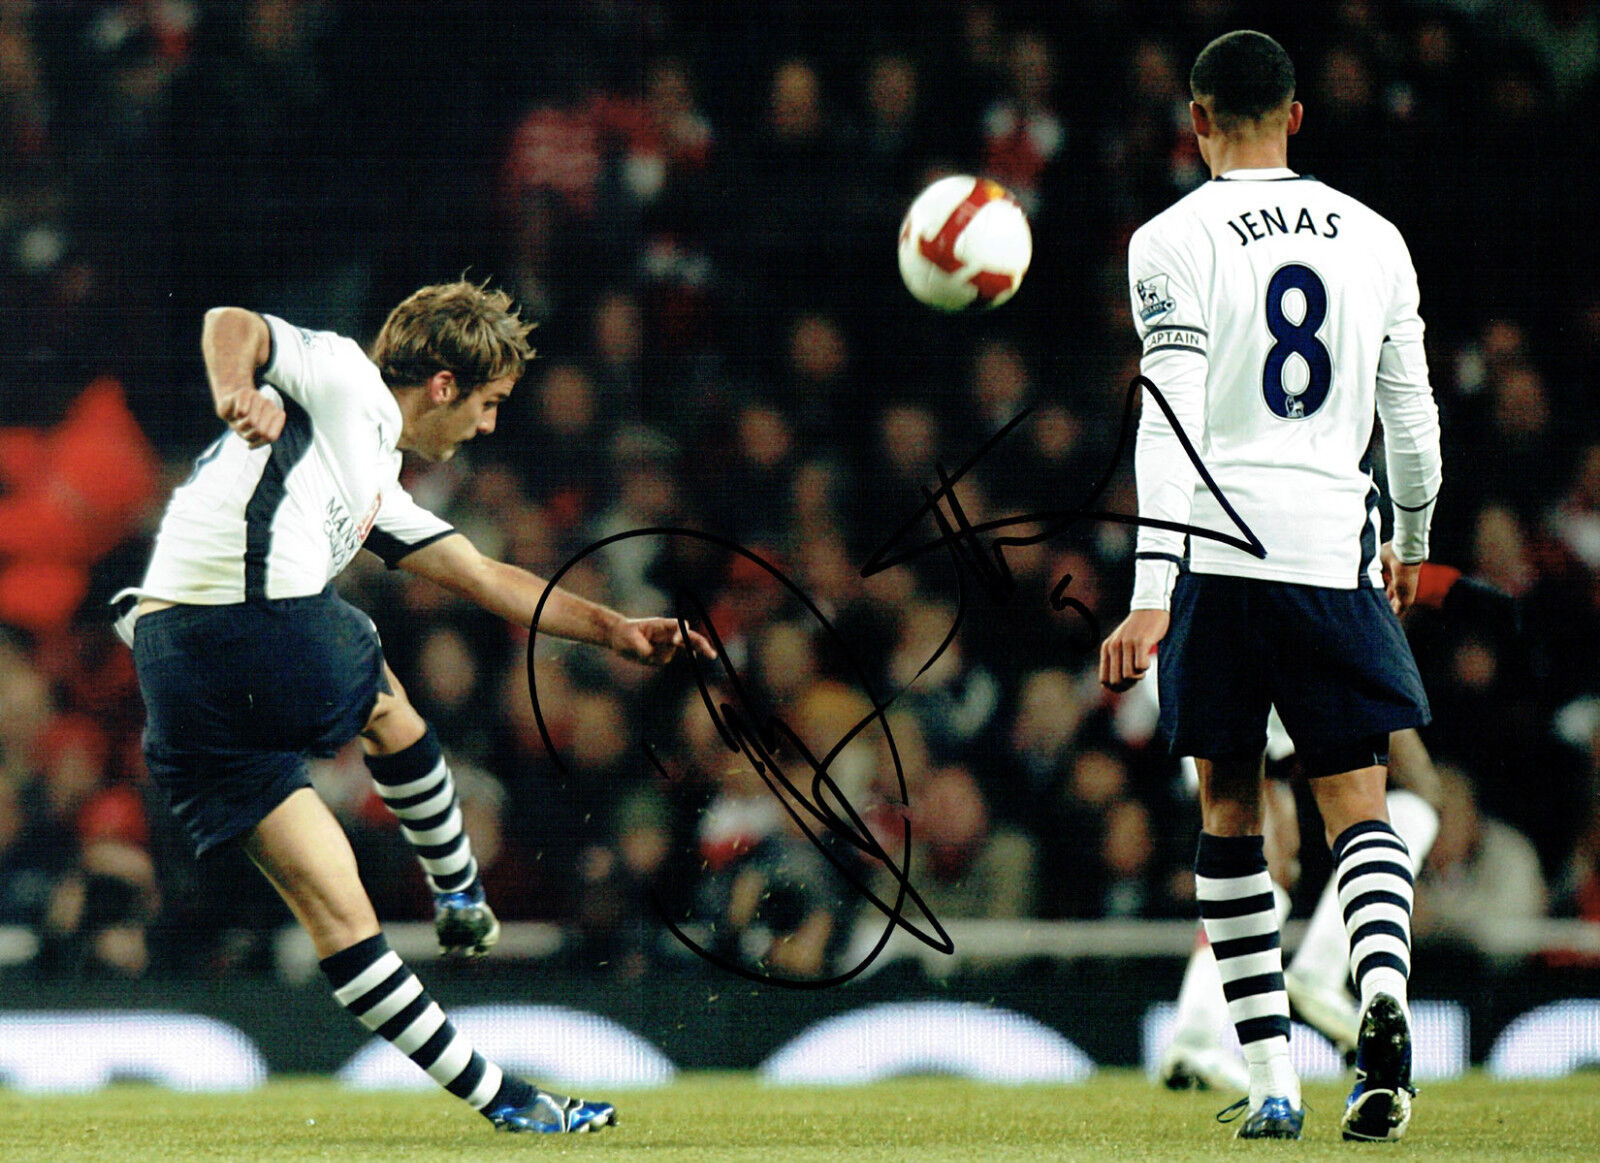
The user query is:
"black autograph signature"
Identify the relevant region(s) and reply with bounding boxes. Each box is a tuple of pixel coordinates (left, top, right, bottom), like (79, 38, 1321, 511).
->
(860, 374, 1264, 611)
(526, 374, 1263, 988)
(527, 527, 953, 990)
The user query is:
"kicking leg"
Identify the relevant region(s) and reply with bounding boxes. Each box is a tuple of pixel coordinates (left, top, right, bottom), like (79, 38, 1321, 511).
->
(244, 788, 611, 1134)
(362, 664, 498, 956)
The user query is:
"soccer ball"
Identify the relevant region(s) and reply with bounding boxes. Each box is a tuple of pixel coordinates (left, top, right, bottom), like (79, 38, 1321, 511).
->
(897, 175, 1032, 312)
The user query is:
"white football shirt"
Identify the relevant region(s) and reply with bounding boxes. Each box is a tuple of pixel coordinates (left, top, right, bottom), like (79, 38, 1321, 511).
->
(124, 314, 454, 606)
(1126, 167, 1441, 608)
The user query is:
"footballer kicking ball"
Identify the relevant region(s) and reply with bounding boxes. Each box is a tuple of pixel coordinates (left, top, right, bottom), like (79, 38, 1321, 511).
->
(897, 175, 1032, 311)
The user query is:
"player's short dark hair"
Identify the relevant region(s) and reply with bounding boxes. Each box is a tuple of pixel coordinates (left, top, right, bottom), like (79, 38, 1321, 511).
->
(371, 279, 535, 394)
(1190, 30, 1295, 130)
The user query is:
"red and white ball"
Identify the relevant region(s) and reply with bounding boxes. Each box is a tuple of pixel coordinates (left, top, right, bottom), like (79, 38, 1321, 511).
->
(897, 175, 1032, 312)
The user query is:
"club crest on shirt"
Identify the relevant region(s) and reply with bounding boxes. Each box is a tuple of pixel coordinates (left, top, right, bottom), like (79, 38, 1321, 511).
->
(1136, 274, 1176, 323)
(296, 326, 334, 355)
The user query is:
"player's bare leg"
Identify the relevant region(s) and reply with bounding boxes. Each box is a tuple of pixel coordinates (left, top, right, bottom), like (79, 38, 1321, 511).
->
(244, 789, 612, 1133)
(245, 787, 381, 956)
(362, 664, 498, 956)
(1304, 764, 1388, 848)
(362, 665, 428, 753)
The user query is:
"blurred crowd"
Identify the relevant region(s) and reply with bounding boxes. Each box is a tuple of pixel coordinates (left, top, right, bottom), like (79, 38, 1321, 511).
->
(3, 0, 1600, 982)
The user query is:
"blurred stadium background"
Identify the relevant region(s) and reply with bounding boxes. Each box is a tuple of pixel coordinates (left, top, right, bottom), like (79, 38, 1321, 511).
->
(2, 0, 1600, 1093)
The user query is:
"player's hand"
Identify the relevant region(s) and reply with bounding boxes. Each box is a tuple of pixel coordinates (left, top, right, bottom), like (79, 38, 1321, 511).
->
(1380, 542, 1423, 617)
(1099, 608, 1169, 692)
(611, 616, 718, 666)
(216, 385, 286, 448)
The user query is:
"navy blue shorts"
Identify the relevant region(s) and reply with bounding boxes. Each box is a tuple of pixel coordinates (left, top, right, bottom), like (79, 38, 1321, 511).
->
(1157, 573, 1430, 765)
(133, 588, 387, 856)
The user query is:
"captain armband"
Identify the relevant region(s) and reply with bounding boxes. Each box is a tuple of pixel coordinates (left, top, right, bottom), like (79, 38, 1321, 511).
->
(1142, 326, 1208, 358)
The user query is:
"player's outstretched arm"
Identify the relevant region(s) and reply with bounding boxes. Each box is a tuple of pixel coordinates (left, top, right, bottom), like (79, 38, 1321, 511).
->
(397, 532, 715, 665)
(202, 307, 282, 448)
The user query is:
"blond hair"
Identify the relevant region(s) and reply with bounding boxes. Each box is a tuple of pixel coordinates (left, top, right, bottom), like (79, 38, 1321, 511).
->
(370, 280, 535, 392)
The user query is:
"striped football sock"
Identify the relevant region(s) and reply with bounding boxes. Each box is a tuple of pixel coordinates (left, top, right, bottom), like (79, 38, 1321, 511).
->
(1289, 790, 1436, 992)
(1196, 832, 1298, 1104)
(366, 728, 478, 895)
(1330, 819, 1414, 1019)
(321, 934, 528, 1115)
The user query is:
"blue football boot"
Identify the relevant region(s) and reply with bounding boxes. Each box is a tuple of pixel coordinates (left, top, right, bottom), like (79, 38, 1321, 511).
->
(488, 1089, 616, 1134)
(434, 881, 500, 958)
(1218, 1095, 1306, 1140)
(1341, 992, 1415, 1142)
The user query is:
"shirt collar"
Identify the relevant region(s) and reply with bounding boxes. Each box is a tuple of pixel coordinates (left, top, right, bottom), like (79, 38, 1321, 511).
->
(1214, 167, 1301, 181)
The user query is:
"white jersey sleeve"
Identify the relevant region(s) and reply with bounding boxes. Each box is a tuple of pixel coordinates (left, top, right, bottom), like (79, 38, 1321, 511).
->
(1128, 221, 1209, 610)
(364, 473, 457, 568)
(260, 313, 377, 417)
(1373, 238, 1442, 562)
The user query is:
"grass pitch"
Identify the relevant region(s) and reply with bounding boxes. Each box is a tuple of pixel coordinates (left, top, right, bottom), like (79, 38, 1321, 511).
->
(2, 1071, 1596, 1162)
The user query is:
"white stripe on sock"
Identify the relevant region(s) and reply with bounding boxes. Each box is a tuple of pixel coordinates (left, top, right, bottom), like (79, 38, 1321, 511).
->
(393, 783, 455, 822)
(359, 975, 425, 1030)
(1216, 949, 1283, 983)
(1229, 993, 1292, 1024)
(333, 951, 404, 1007)
(467, 1061, 505, 1110)
(393, 1004, 449, 1056)
(403, 805, 466, 846)
(1200, 910, 1280, 944)
(376, 762, 449, 801)
(420, 849, 474, 880)
(426, 1034, 475, 1088)
(1194, 873, 1276, 901)
(1351, 932, 1410, 970)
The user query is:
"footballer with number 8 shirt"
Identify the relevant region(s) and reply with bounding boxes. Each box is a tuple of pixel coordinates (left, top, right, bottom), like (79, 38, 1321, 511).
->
(116, 281, 713, 1136)
(1098, 31, 1442, 1142)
